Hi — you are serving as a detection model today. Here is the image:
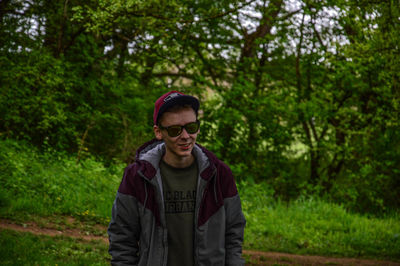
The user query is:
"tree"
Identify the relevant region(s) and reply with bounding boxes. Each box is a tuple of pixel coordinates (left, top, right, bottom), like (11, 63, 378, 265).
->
(1, 0, 399, 213)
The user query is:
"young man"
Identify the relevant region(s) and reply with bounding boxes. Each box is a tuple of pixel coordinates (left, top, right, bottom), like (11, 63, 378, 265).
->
(108, 91, 246, 266)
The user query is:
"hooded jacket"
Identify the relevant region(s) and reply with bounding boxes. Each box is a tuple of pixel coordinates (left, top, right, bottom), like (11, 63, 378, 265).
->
(108, 139, 246, 266)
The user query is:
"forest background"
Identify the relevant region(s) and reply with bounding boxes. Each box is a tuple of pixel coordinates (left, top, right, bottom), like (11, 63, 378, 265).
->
(1, 0, 400, 218)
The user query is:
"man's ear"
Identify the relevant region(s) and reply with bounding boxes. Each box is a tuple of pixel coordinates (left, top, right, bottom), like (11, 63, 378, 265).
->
(154, 125, 163, 140)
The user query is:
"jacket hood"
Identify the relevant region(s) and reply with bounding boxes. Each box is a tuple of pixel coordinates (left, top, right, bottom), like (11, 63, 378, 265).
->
(134, 138, 216, 181)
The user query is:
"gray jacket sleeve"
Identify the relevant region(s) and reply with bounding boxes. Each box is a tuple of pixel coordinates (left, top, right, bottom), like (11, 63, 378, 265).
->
(224, 194, 246, 266)
(108, 192, 141, 266)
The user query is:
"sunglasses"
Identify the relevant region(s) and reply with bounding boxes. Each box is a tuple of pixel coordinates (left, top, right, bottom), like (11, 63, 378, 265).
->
(159, 120, 200, 137)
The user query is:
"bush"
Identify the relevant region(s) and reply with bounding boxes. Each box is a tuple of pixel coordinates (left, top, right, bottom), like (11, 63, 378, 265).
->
(0, 139, 123, 223)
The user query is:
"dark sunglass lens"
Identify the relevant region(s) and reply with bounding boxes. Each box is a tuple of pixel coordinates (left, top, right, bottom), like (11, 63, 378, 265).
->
(185, 122, 199, 134)
(167, 126, 182, 137)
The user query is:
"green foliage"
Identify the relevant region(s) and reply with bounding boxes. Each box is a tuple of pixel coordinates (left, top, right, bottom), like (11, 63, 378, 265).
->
(0, 139, 122, 223)
(0, 0, 157, 162)
(239, 181, 400, 260)
(1, 0, 399, 214)
(0, 230, 109, 265)
(1, 140, 399, 261)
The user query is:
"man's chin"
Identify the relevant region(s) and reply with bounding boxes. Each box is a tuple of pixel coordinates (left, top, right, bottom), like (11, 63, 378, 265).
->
(177, 150, 192, 157)
(176, 146, 194, 157)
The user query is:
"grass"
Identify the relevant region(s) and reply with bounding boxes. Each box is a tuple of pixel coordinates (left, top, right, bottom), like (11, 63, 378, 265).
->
(1, 138, 400, 263)
(0, 139, 122, 224)
(0, 229, 109, 265)
(239, 181, 400, 260)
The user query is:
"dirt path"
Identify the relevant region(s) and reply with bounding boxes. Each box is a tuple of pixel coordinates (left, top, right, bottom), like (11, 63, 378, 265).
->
(1, 218, 399, 266)
(0, 218, 108, 244)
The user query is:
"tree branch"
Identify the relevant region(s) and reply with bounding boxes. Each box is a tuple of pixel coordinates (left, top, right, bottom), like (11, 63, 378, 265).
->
(153, 72, 195, 79)
(241, 0, 284, 59)
(124, 0, 258, 24)
(193, 46, 219, 87)
(153, 72, 214, 88)
(302, 120, 314, 149)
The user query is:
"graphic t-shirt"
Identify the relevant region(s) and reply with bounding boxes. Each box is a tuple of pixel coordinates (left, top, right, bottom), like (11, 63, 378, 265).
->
(160, 159, 198, 266)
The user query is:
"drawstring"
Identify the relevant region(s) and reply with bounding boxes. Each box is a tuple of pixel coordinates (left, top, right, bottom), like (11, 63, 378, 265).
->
(143, 181, 148, 216)
(213, 172, 218, 205)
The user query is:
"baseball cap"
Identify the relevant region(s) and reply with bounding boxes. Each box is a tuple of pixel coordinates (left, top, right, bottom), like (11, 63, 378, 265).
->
(153, 91, 200, 125)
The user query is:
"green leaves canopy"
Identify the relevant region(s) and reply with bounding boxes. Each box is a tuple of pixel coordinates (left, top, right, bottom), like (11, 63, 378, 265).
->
(1, 0, 399, 213)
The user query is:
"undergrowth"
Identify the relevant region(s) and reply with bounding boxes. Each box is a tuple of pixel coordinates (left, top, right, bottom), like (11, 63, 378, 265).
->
(0, 139, 122, 224)
(239, 180, 400, 260)
(0, 229, 109, 265)
(1, 139, 400, 261)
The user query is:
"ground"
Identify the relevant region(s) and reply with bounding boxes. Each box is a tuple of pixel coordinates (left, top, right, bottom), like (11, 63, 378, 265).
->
(1, 217, 399, 266)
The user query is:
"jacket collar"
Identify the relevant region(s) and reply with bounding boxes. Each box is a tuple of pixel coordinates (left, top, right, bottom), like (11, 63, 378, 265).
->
(135, 139, 216, 181)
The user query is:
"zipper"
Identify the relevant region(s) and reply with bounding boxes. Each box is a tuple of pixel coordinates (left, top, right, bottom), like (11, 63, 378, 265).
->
(138, 169, 167, 266)
(194, 167, 217, 266)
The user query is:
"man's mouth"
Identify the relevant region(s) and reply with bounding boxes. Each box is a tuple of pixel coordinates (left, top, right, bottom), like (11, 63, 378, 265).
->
(178, 143, 191, 150)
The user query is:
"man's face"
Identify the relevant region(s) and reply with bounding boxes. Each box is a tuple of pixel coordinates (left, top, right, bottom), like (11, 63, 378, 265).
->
(154, 107, 199, 164)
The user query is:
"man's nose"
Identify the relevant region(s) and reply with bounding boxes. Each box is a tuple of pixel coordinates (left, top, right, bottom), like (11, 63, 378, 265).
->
(180, 128, 190, 138)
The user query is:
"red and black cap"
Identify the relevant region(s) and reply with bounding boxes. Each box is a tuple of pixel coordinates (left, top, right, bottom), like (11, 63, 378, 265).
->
(153, 91, 200, 125)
